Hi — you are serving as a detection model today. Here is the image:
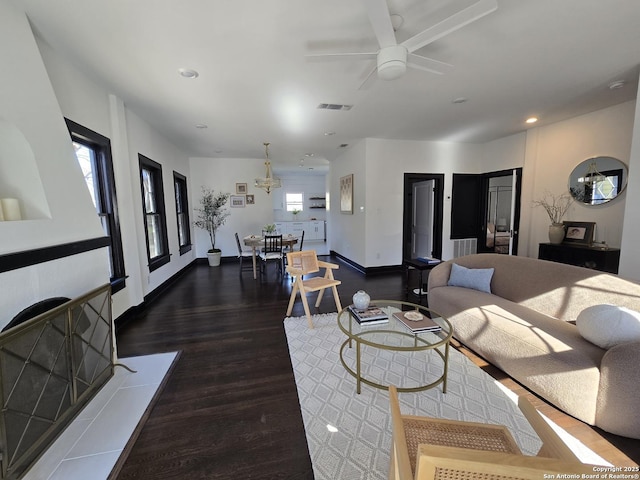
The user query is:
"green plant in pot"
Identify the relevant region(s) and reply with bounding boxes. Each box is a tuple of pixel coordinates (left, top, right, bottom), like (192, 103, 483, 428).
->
(194, 187, 230, 266)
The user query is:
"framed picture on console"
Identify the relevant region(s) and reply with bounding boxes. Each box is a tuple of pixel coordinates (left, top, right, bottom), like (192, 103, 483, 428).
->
(563, 221, 595, 245)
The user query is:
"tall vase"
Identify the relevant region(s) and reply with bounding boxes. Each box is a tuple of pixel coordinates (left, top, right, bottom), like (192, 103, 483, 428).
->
(548, 223, 565, 244)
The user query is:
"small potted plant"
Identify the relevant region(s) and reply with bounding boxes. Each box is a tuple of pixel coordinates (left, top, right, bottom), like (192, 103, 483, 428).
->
(194, 187, 230, 266)
(263, 223, 276, 234)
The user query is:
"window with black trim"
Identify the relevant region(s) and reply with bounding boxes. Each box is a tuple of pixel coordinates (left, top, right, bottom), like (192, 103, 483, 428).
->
(139, 155, 170, 271)
(66, 118, 126, 293)
(173, 171, 191, 255)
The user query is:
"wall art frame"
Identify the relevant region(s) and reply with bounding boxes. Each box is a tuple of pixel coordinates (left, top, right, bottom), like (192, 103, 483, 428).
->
(340, 174, 353, 214)
(230, 195, 246, 208)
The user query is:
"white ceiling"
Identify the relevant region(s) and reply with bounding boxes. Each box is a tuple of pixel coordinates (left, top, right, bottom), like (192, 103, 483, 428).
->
(13, 0, 640, 174)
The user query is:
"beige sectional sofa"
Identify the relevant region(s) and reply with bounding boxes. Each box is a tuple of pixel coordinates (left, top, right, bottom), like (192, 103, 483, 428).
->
(427, 253, 640, 439)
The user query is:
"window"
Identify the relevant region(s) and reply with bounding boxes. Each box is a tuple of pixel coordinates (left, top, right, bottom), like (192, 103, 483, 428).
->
(286, 192, 304, 212)
(66, 119, 126, 293)
(139, 155, 170, 271)
(173, 171, 191, 255)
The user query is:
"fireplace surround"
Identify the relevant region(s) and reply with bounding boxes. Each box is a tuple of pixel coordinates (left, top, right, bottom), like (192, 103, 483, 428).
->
(0, 284, 113, 480)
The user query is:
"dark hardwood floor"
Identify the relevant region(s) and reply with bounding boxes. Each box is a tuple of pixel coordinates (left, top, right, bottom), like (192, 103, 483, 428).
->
(115, 255, 639, 479)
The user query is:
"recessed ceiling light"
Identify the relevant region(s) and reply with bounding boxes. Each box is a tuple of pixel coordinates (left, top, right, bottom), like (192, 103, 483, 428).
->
(178, 68, 199, 79)
(324, 131, 336, 136)
(452, 97, 468, 104)
(608, 80, 626, 90)
(526, 117, 538, 124)
(195, 124, 208, 129)
(305, 153, 314, 157)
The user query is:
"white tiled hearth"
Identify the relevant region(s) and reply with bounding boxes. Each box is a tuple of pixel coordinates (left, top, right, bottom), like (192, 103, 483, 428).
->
(23, 352, 178, 480)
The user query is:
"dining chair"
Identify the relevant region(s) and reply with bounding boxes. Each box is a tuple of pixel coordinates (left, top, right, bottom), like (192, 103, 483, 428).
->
(298, 230, 305, 251)
(259, 234, 284, 276)
(235, 233, 254, 272)
(285, 250, 341, 328)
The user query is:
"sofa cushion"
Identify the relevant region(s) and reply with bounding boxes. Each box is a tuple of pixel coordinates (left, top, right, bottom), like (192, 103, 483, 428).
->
(447, 263, 494, 293)
(576, 304, 640, 349)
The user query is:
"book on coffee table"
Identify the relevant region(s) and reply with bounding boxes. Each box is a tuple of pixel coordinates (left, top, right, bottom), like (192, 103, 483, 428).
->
(348, 305, 389, 325)
(392, 311, 441, 333)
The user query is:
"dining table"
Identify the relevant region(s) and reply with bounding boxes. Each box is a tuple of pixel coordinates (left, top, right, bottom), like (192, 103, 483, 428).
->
(243, 234, 298, 279)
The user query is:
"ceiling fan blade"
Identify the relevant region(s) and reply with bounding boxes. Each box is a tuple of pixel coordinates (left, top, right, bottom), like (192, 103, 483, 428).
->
(364, 0, 397, 48)
(305, 52, 378, 62)
(407, 53, 453, 75)
(402, 0, 498, 53)
(358, 66, 379, 90)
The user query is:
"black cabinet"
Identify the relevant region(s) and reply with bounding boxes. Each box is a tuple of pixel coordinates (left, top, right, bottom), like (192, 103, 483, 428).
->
(538, 243, 620, 274)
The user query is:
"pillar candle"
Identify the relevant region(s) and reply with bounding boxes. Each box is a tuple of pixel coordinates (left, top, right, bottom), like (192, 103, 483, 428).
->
(1, 198, 21, 221)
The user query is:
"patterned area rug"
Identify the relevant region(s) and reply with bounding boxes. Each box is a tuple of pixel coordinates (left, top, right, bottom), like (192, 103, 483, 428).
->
(284, 312, 609, 480)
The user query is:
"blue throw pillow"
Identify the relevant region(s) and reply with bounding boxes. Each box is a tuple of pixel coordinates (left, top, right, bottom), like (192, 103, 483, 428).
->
(447, 263, 494, 293)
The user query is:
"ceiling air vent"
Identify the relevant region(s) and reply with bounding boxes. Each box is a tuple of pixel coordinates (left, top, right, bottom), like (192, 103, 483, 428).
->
(317, 103, 353, 111)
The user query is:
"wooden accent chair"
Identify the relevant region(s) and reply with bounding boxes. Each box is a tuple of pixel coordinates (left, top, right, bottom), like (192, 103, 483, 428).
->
(388, 385, 521, 480)
(285, 250, 342, 328)
(389, 385, 586, 480)
(517, 395, 580, 462)
(414, 445, 593, 480)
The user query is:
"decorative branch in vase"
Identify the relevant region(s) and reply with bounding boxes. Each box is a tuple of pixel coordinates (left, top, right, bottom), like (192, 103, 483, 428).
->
(532, 191, 573, 244)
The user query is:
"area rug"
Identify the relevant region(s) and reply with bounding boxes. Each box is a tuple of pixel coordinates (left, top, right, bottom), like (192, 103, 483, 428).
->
(284, 313, 609, 480)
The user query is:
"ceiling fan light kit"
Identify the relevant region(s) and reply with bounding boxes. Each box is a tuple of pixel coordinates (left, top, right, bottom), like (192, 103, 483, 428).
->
(308, 0, 498, 87)
(377, 45, 407, 80)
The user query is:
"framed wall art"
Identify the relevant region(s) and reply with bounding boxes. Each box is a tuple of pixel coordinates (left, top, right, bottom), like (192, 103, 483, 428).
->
(246, 194, 255, 205)
(562, 221, 595, 245)
(236, 183, 247, 194)
(340, 174, 353, 214)
(230, 195, 246, 208)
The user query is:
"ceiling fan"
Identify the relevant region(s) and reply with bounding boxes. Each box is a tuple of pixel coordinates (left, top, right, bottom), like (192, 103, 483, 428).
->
(307, 0, 497, 88)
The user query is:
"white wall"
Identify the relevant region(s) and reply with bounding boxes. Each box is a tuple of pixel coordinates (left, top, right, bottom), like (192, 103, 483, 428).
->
(619, 78, 640, 280)
(518, 101, 635, 259)
(0, 1, 197, 327)
(39, 29, 195, 311)
(189, 157, 275, 258)
(329, 138, 491, 267)
(328, 140, 367, 266)
(0, 2, 109, 327)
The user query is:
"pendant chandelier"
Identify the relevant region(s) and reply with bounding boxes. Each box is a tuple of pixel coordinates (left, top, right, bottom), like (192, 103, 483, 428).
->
(254, 142, 282, 194)
(578, 161, 606, 186)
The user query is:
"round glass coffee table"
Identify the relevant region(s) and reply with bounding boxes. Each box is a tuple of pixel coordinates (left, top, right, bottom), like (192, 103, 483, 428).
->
(336, 300, 453, 394)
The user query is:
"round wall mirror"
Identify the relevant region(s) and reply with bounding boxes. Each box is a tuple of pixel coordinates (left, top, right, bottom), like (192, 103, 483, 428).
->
(568, 156, 628, 205)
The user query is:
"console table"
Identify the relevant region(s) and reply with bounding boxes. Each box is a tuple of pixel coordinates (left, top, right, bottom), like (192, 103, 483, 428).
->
(538, 243, 620, 274)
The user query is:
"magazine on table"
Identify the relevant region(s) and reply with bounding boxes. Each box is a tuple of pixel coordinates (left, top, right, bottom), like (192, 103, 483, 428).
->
(348, 305, 389, 324)
(392, 311, 441, 333)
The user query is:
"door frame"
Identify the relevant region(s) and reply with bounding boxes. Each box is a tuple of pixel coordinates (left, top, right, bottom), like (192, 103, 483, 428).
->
(478, 168, 523, 255)
(403, 173, 444, 261)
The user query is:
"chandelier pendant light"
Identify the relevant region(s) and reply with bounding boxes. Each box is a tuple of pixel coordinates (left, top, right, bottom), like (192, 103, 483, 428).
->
(578, 161, 606, 186)
(255, 142, 282, 194)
